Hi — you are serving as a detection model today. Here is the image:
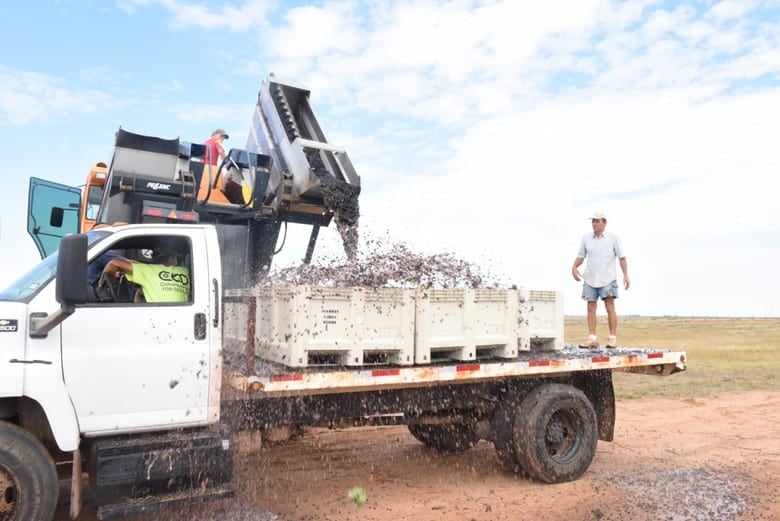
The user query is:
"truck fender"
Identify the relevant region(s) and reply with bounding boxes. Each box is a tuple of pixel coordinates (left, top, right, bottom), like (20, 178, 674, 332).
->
(23, 386, 80, 452)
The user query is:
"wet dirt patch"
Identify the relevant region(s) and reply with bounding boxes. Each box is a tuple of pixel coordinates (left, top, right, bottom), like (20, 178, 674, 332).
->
(596, 466, 751, 520)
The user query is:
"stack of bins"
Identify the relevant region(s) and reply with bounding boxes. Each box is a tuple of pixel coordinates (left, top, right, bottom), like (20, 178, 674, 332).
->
(226, 285, 559, 369)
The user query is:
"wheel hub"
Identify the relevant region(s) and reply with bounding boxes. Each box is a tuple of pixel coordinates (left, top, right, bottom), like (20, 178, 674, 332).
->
(0, 464, 19, 518)
(545, 410, 576, 458)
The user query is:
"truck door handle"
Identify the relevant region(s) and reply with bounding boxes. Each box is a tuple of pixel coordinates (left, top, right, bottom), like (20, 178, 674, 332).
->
(212, 278, 220, 327)
(194, 313, 207, 340)
(9, 358, 53, 365)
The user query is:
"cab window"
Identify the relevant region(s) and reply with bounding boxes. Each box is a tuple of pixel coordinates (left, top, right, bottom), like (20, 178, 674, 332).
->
(86, 235, 192, 305)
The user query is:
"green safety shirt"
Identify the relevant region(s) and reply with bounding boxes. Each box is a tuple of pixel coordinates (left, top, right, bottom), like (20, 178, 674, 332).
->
(127, 263, 191, 303)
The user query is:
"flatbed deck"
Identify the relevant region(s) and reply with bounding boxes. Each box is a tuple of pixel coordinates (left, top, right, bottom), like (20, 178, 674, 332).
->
(226, 345, 687, 397)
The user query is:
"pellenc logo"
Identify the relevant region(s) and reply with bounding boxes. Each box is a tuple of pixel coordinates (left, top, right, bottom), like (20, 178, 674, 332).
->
(146, 182, 172, 191)
(0, 319, 18, 332)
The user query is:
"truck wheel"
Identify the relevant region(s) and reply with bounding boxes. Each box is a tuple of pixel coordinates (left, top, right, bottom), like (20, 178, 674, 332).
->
(0, 421, 59, 521)
(491, 399, 525, 474)
(407, 414, 480, 453)
(513, 384, 598, 484)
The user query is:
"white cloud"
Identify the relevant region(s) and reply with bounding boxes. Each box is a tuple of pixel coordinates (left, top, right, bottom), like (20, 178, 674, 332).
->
(154, 79, 185, 92)
(79, 67, 115, 84)
(117, 0, 272, 31)
(0, 66, 118, 125)
(266, 3, 363, 61)
(115, 0, 151, 14)
(707, 0, 759, 22)
(263, 0, 613, 119)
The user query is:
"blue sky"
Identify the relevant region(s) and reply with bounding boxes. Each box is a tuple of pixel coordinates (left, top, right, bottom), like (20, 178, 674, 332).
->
(1, 0, 779, 317)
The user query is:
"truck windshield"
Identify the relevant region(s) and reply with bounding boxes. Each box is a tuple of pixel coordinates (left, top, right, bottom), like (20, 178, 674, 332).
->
(0, 230, 111, 303)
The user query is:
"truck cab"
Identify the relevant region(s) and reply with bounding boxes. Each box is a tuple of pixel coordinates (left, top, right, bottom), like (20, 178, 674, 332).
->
(0, 224, 230, 519)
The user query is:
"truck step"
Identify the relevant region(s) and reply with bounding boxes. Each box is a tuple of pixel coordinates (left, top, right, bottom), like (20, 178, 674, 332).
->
(96, 485, 234, 520)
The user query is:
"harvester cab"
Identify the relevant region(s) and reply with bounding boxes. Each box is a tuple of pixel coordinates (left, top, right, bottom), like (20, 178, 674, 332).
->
(91, 128, 272, 227)
(26, 74, 361, 271)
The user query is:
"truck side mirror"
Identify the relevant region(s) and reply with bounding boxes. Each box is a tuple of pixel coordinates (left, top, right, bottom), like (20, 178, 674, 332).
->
(29, 234, 88, 338)
(56, 234, 88, 306)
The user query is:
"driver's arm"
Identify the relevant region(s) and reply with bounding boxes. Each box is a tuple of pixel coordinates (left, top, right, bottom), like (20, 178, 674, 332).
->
(103, 258, 135, 279)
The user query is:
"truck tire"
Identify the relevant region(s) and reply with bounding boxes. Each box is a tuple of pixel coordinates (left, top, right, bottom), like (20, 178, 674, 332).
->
(0, 421, 59, 521)
(513, 383, 598, 484)
(491, 398, 525, 474)
(407, 413, 480, 453)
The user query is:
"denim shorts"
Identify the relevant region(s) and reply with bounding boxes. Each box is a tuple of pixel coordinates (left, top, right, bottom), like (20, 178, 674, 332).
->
(582, 280, 619, 301)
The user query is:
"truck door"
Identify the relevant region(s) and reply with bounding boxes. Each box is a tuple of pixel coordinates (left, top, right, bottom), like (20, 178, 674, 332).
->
(60, 230, 214, 434)
(27, 177, 81, 259)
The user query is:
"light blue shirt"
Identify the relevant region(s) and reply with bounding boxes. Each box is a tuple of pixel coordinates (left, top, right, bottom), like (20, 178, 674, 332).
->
(577, 231, 625, 288)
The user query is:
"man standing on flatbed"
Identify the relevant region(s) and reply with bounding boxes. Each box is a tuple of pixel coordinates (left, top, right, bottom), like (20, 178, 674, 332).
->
(571, 212, 630, 349)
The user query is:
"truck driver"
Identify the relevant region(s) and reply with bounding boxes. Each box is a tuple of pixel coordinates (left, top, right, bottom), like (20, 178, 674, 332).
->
(101, 247, 190, 303)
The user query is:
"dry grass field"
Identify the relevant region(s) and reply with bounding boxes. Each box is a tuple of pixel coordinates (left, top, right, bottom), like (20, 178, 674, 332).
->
(565, 315, 780, 399)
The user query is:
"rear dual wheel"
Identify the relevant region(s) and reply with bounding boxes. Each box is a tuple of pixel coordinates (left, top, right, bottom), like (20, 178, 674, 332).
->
(492, 398, 526, 474)
(492, 384, 598, 483)
(407, 412, 480, 453)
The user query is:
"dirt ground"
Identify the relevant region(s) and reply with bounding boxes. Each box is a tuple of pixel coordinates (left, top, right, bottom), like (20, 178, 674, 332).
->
(57, 390, 780, 521)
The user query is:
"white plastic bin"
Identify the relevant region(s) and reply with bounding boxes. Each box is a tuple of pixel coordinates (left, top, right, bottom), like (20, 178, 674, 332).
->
(254, 286, 415, 367)
(527, 289, 564, 351)
(414, 288, 521, 363)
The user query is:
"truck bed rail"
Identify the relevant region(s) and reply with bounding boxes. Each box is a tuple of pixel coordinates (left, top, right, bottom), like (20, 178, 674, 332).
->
(227, 345, 686, 397)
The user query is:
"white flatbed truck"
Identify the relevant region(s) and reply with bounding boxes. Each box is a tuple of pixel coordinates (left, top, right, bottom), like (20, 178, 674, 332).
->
(3, 75, 686, 520)
(0, 223, 686, 520)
